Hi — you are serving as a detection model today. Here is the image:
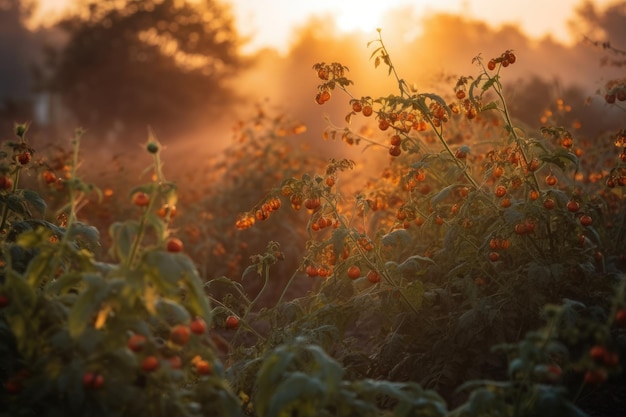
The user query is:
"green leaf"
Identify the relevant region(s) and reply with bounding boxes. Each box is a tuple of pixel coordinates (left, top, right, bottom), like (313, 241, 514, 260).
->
(108, 220, 139, 262)
(431, 184, 459, 208)
(255, 347, 297, 416)
(265, 372, 326, 417)
(24, 248, 54, 288)
(4, 193, 31, 217)
(402, 280, 424, 310)
(143, 250, 196, 292)
(381, 229, 412, 247)
(66, 222, 101, 248)
(156, 298, 191, 325)
(540, 150, 579, 171)
(397, 255, 435, 275)
(23, 189, 47, 215)
(180, 268, 213, 322)
(68, 273, 107, 338)
(480, 101, 499, 111)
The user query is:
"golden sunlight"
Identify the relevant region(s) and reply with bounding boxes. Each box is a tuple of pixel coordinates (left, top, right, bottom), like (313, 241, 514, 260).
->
(32, 0, 620, 53)
(332, 0, 400, 33)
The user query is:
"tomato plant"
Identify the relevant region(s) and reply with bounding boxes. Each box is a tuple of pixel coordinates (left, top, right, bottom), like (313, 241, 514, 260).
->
(2, 28, 626, 417)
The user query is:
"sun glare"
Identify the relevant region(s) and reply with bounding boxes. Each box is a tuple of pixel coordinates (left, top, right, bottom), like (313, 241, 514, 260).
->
(334, 1, 387, 33)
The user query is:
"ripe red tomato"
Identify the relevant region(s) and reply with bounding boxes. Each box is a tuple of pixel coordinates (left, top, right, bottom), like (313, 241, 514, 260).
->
(166, 237, 183, 253)
(127, 334, 147, 352)
(305, 265, 319, 277)
(347, 265, 361, 280)
(616, 308, 626, 327)
(170, 324, 191, 346)
(487, 60, 496, 71)
(351, 101, 362, 113)
(304, 197, 321, 210)
(42, 170, 57, 184)
(456, 90, 466, 100)
(0, 176, 13, 190)
(545, 364, 562, 382)
(584, 369, 607, 385)
(390, 135, 402, 146)
(0, 294, 9, 308)
(157, 204, 177, 219)
(566, 200, 580, 212)
(514, 223, 527, 235)
(141, 356, 160, 372)
(195, 360, 213, 375)
(367, 270, 381, 284)
(488, 251, 500, 262)
(455, 149, 467, 159)
(603, 351, 620, 367)
(4, 379, 22, 394)
(389, 145, 402, 157)
(167, 355, 182, 370)
(494, 185, 507, 198)
(17, 151, 31, 165)
(579, 215, 593, 226)
(529, 190, 540, 201)
(132, 192, 150, 207)
(362, 105, 373, 117)
(190, 317, 207, 335)
(528, 158, 540, 172)
(317, 266, 330, 277)
(589, 345, 608, 362)
(543, 198, 555, 210)
(545, 174, 558, 186)
(83, 372, 104, 389)
(225, 315, 240, 330)
(492, 166, 504, 178)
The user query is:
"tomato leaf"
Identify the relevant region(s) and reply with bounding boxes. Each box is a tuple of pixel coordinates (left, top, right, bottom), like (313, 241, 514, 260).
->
(23, 189, 47, 215)
(381, 229, 412, 247)
(108, 220, 139, 262)
(68, 273, 107, 338)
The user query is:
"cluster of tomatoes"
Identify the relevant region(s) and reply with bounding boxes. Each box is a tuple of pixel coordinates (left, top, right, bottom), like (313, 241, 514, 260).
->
(346, 265, 382, 283)
(582, 341, 622, 385)
(122, 318, 214, 379)
(313, 62, 350, 105)
(235, 196, 284, 230)
(486, 50, 517, 71)
(131, 191, 183, 252)
(604, 78, 626, 103)
(606, 129, 626, 187)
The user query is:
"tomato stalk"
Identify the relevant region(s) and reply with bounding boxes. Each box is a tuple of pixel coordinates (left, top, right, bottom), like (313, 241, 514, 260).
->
(482, 71, 541, 193)
(0, 165, 21, 234)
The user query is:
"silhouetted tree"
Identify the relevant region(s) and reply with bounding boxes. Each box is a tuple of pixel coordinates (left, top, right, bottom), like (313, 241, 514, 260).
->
(44, 0, 246, 140)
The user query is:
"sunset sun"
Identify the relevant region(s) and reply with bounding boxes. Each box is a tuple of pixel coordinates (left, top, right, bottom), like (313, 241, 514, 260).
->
(333, 1, 391, 33)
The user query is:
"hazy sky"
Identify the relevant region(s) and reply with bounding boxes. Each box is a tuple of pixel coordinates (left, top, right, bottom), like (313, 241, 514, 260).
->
(32, 0, 618, 53)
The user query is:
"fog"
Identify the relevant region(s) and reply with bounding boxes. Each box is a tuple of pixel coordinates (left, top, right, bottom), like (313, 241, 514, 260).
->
(1, 0, 625, 189)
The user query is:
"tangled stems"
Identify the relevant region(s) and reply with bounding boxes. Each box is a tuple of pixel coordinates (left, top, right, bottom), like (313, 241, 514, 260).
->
(479, 65, 541, 192)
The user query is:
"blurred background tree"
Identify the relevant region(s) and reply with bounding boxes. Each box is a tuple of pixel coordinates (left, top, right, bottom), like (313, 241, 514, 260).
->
(0, 0, 39, 133)
(40, 0, 246, 142)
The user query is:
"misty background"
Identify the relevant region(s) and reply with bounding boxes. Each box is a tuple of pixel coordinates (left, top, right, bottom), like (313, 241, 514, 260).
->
(0, 0, 625, 180)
